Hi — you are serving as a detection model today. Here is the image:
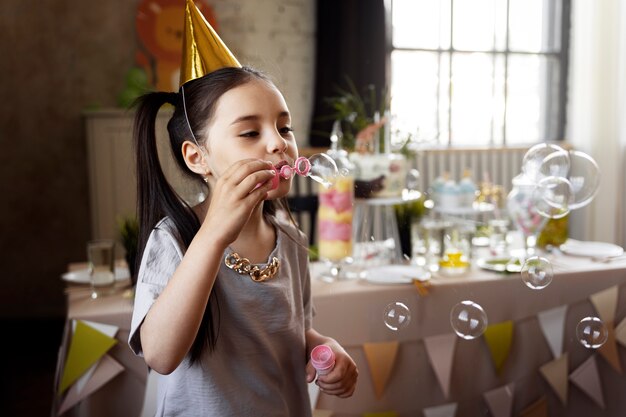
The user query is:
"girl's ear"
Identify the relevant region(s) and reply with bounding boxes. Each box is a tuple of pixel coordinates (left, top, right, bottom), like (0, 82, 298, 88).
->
(181, 140, 210, 177)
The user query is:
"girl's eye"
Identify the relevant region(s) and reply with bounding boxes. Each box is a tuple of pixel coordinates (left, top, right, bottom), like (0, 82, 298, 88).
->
(280, 126, 294, 135)
(239, 131, 259, 138)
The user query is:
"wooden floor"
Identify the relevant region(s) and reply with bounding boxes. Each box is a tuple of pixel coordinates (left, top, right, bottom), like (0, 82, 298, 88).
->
(1, 318, 64, 417)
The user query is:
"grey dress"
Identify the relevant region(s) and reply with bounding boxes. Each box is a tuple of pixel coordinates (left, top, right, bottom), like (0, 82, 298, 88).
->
(129, 217, 313, 417)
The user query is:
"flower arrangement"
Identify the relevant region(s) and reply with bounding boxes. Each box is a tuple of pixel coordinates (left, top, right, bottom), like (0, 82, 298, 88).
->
(324, 78, 390, 152)
(324, 78, 418, 159)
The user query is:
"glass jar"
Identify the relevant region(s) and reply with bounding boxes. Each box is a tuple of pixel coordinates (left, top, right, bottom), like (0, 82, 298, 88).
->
(506, 174, 549, 257)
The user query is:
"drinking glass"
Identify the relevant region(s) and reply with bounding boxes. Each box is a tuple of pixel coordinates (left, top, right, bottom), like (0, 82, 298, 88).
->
(87, 240, 116, 299)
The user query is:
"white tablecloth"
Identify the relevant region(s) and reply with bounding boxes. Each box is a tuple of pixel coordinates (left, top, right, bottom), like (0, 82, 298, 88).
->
(56, 256, 626, 416)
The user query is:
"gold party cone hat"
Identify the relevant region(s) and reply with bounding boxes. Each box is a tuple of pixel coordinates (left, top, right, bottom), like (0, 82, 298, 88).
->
(180, 0, 241, 87)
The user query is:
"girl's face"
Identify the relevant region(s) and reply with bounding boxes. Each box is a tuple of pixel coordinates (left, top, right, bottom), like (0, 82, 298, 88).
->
(204, 79, 298, 199)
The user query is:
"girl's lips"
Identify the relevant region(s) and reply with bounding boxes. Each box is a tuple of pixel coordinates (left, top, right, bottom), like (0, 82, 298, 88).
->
(274, 160, 290, 170)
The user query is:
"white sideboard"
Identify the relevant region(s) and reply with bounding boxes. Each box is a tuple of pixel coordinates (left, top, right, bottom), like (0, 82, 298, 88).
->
(84, 108, 204, 242)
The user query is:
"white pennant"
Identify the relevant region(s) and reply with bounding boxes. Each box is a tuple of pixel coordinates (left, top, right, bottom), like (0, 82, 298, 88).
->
(424, 333, 457, 398)
(537, 305, 567, 359)
(423, 402, 458, 417)
(483, 383, 514, 417)
(569, 355, 605, 409)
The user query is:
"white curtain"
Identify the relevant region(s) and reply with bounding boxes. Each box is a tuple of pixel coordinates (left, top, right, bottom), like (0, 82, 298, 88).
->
(567, 0, 626, 245)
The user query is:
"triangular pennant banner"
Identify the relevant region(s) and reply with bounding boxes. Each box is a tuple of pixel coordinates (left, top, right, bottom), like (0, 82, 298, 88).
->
(424, 334, 457, 398)
(590, 285, 618, 324)
(483, 383, 515, 417)
(59, 321, 118, 394)
(539, 353, 568, 405)
(71, 320, 119, 394)
(537, 305, 567, 359)
(597, 322, 622, 373)
(423, 402, 457, 417)
(483, 321, 514, 374)
(569, 355, 605, 409)
(58, 354, 124, 415)
(518, 397, 548, 417)
(363, 341, 399, 399)
(615, 316, 626, 347)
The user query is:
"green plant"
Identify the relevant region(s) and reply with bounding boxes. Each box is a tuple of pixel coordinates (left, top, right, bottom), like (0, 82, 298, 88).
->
(394, 195, 430, 258)
(118, 216, 139, 284)
(323, 78, 390, 151)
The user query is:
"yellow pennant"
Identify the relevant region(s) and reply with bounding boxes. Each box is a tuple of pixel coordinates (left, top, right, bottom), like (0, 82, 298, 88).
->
(483, 320, 514, 374)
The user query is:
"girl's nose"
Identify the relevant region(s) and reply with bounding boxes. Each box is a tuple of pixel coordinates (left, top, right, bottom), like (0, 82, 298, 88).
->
(268, 132, 288, 154)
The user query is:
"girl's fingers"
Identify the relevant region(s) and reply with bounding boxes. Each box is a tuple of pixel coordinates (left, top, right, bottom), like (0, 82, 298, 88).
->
(235, 169, 277, 198)
(220, 159, 274, 186)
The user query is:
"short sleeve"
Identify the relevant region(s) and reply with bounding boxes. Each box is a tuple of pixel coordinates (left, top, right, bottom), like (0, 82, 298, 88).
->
(128, 222, 184, 356)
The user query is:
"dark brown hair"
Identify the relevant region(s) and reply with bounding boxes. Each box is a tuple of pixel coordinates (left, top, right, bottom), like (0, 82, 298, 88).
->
(133, 66, 295, 364)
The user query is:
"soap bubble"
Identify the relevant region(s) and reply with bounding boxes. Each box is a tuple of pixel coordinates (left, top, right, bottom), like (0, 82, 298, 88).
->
(450, 300, 488, 340)
(568, 150, 601, 209)
(521, 256, 553, 289)
(383, 302, 411, 331)
(538, 176, 573, 210)
(576, 317, 608, 349)
(522, 144, 570, 182)
(307, 153, 339, 188)
(406, 169, 420, 190)
(339, 167, 351, 177)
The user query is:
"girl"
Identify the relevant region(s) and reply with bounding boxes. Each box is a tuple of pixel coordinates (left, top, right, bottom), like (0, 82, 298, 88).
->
(128, 66, 358, 416)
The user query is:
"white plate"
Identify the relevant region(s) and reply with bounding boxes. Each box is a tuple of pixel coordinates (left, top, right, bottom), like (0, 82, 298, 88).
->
(476, 257, 522, 273)
(61, 266, 130, 284)
(560, 239, 624, 258)
(364, 265, 431, 285)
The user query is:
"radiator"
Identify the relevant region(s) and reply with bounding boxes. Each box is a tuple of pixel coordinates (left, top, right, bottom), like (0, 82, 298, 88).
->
(411, 147, 529, 195)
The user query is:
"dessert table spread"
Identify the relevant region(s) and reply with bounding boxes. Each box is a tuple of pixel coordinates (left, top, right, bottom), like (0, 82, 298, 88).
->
(55, 254, 626, 417)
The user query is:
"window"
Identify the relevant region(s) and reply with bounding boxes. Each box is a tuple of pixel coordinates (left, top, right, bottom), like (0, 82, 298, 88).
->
(390, 0, 570, 146)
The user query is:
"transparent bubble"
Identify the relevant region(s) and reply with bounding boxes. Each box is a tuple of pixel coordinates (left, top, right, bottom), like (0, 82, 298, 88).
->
(535, 176, 573, 219)
(521, 256, 553, 289)
(383, 302, 411, 331)
(522, 144, 570, 183)
(307, 153, 339, 188)
(576, 317, 608, 349)
(339, 167, 350, 177)
(450, 300, 488, 340)
(568, 150, 601, 210)
(406, 169, 420, 190)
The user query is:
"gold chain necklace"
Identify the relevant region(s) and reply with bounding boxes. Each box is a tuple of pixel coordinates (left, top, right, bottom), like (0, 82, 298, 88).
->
(224, 252, 280, 282)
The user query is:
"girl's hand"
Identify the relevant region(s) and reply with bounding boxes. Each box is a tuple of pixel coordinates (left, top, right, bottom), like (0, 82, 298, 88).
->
(306, 342, 358, 398)
(201, 159, 276, 247)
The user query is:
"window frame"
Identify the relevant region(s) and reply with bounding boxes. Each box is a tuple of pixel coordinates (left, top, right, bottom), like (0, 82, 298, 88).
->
(386, 0, 572, 147)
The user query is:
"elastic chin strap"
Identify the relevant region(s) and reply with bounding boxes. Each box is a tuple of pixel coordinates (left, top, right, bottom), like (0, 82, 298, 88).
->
(181, 84, 213, 178)
(181, 84, 199, 147)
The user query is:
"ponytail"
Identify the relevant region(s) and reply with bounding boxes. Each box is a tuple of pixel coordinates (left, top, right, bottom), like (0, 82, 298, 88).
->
(133, 91, 219, 363)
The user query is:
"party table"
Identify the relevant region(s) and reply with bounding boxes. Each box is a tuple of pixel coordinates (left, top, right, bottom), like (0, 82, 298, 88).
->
(312, 255, 626, 417)
(55, 255, 626, 417)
